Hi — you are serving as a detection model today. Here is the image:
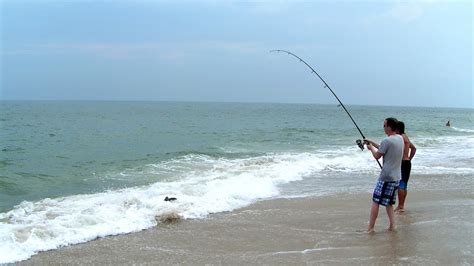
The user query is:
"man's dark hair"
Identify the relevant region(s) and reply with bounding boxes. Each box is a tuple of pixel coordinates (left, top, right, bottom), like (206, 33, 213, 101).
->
(385, 117, 399, 131)
(398, 121, 405, 134)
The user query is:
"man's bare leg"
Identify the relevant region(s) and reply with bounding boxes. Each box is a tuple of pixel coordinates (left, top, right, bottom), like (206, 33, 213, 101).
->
(395, 189, 407, 212)
(368, 202, 379, 233)
(386, 204, 395, 231)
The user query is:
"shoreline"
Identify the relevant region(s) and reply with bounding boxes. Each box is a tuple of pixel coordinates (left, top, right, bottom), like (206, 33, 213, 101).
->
(16, 188, 473, 265)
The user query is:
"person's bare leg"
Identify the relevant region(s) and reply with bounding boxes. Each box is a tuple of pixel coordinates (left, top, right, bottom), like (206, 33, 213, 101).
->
(396, 189, 407, 212)
(386, 204, 395, 231)
(368, 202, 379, 233)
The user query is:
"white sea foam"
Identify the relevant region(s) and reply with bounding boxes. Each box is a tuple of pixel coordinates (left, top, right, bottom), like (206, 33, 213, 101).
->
(413, 135, 474, 174)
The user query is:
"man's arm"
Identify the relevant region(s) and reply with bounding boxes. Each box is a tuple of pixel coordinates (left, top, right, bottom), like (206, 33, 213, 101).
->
(405, 135, 416, 160)
(408, 141, 416, 160)
(364, 139, 380, 149)
(367, 143, 383, 160)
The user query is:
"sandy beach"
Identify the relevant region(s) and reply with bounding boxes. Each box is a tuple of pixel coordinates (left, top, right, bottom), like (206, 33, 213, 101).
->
(16, 179, 473, 265)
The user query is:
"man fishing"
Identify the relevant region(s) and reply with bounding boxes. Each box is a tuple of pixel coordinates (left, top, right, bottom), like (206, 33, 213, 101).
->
(364, 117, 403, 233)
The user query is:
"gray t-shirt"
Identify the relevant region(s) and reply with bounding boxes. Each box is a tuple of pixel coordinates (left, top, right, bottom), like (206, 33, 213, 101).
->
(378, 135, 404, 181)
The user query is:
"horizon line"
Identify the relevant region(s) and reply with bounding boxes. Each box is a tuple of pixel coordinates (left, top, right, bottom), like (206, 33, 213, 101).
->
(0, 99, 472, 109)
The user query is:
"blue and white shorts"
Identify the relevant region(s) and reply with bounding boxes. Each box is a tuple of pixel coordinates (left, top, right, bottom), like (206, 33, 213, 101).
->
(372, 180, 398, 206)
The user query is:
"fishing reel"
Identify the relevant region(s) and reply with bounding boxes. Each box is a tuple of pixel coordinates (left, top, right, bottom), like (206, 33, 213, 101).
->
(356, 139, 364, 150)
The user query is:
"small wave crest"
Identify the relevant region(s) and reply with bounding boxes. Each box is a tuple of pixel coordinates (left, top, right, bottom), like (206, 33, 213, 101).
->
(451, 126, 474, 133)
(414, 135, 474, 173)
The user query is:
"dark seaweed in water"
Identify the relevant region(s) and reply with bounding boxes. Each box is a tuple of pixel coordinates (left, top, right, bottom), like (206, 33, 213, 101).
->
(157, 212, 181, 225)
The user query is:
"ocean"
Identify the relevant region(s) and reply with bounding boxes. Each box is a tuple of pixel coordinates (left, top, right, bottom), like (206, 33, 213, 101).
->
(0, 101, 473, 263)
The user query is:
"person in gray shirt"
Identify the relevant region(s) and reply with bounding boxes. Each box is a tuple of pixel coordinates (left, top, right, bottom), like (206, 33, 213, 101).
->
(364, 117, 403, 233)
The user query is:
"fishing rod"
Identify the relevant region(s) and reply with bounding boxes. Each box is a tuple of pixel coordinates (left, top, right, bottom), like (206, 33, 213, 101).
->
(270, 49, 382, 169)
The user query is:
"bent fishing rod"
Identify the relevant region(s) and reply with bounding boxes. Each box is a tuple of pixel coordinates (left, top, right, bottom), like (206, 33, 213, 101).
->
(270, 49, 382, 169)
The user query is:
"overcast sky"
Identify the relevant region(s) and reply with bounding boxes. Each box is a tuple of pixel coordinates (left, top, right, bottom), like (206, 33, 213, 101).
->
(1, 0, 472, 108)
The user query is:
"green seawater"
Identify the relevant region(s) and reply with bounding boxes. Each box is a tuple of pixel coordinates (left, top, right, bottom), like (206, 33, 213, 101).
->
(0, 101, 473, 212)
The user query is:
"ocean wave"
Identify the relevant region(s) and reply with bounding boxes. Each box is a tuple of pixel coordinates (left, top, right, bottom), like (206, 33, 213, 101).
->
(1, 137, 472, 263)
(0, 147, 378, 263)
(0, 152, 295, 263)
(413, 135, 473, 172)
(451, 126, 474, 133)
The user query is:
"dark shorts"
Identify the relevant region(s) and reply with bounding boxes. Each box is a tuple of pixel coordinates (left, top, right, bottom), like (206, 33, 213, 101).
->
(400, 160, 412, 190)
(372, 180, 398, 206)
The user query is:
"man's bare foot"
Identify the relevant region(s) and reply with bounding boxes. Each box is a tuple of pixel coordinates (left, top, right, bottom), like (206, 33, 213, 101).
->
(388, 226, 395, 231)
(367, 228, 375, 234)
(395, 207, 405, 213)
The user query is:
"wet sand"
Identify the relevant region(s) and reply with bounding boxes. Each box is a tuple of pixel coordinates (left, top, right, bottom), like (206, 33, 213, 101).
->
(17, 187, 473, 265)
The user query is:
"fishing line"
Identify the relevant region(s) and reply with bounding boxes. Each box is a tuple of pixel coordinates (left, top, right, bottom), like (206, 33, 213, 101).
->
(270, 49, 382, 169)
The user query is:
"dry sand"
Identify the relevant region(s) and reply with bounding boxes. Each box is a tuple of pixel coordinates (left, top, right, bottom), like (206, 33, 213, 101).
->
(17, 188, 473, 265)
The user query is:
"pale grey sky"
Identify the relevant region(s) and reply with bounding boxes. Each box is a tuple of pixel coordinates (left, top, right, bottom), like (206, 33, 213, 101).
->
(1, 0, 472, 108)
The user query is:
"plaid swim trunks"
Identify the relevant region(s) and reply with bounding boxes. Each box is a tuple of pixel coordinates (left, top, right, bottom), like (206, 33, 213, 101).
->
(372, 180, 398, 206)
